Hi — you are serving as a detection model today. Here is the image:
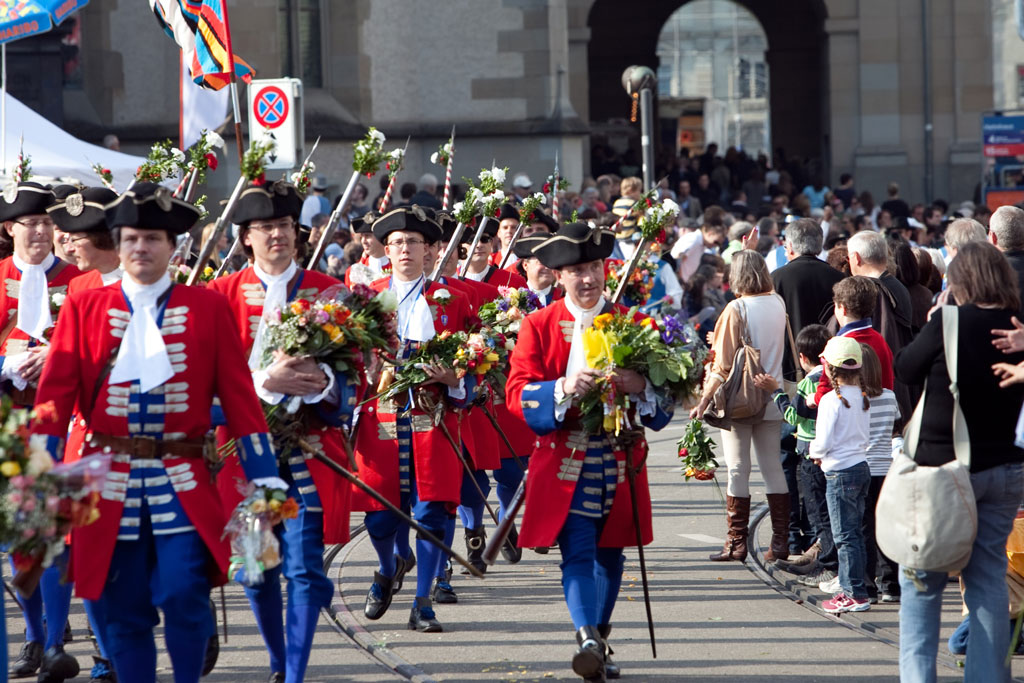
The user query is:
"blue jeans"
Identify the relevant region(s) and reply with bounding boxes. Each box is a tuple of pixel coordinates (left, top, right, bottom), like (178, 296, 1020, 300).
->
(899, 462, 1024, 683)
(824, 461, 870, 599)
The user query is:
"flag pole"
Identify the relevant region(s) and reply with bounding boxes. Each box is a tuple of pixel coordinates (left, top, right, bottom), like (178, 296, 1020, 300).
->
(219, 0, 245, 164)
(2, 43, 7, 176)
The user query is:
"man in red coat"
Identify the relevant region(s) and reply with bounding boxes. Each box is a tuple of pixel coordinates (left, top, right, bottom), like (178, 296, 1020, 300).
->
(31, 182, 285, 683)
(354, 206, 476, 632)
(207, 180, 357, 683)
(344, 212, 390, 286)
(506, 222, 673, 683)
(463, 207, 528, 289)
(0, 181, 82, 681)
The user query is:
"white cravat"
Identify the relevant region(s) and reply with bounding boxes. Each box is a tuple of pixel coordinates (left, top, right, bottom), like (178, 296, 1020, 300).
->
(13, 252, 55, 340)
(463, 268, 487, 282)
(248, 261, 298, 370)
(564, 295, 606, 378)
(100, 267, 123, 286)
(109, 273, 174, 393)
(392, 275, 435, 343)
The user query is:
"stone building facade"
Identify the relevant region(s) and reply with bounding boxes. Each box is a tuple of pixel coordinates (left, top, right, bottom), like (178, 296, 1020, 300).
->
(12, 0, 1005, 205)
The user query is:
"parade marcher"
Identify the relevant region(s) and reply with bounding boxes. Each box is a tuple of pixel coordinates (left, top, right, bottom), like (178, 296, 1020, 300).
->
(354, 206, 476, 632)
(47, 185, 122, 683)
(207, 180, 357, 683)
(491, 203, 522, 268)
(513, 229, 562, 306)
(344, 212, 389, 286)
(462, 214, 528, 289)
(29, 182, 287, 683)
(0, 181, 82, 681)
(506, 222, 673, 682)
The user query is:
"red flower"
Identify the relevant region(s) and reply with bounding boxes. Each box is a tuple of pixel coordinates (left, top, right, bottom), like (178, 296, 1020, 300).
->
(101, 168, 111, 176)
(205, 153, 218, 171)
(678, 447, 689, 458)
(32, 401, 58, 426)
(385, 161, 392, 171)
(655, 228, 666, 244)
(294, 299, 311, 312)
(494, 207, 500, 217)
(646, 198, 653, 207)
(542, 183, 550, 194)
(254, 172, 266, 186)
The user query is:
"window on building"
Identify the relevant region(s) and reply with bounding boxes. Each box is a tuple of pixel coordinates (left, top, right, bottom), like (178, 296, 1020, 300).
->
(279, 0, 323, 87)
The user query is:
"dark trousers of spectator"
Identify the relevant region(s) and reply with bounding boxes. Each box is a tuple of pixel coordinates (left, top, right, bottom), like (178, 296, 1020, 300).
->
(782, 448, 813, 554)
(798, 458, 838, 571)
(863, 474, 900, 597)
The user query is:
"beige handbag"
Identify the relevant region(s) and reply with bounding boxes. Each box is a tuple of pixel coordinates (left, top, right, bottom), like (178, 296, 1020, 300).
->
(702, 299, 769, 430)
(875, 306, 977, 573)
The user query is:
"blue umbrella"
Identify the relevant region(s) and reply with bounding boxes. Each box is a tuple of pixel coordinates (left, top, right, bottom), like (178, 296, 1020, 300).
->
(0, 0, 90, 172)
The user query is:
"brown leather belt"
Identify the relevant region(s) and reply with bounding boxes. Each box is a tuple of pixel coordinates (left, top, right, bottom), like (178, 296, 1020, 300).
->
(88, 433, 207, 459)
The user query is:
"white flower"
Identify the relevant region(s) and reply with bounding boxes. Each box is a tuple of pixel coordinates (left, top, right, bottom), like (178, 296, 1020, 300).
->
(290, 172, 300, 183)
(195, 202, 206, 215)
(469, 187, 485, 204)
(662, 198, 680, 216)
(171, 148, 186, 164)
(430, 152, 439, 164)
(306, 162, 316, 173)
(204, 131, 225, 149)
(504, 338, 516, 351)
(26, 437, 53, 476)
(479, 169, 492, 182)
(533, 192, 546, 204)
(443, 143, 453, 154)
(374, 287, 399, 312)
(50, 292, 65, 308)
(452, 201, 464, 214)
(390, 148, 404, 160)
(434, 288, 451, 301)
(491, 189, 506, 202)
(369, 128, 386, 145)
(491, 167, 506, 184)
(150, 143, 163, 155)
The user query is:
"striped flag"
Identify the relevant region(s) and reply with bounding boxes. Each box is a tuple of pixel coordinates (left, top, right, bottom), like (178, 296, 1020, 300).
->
(150, 0, 253, 91)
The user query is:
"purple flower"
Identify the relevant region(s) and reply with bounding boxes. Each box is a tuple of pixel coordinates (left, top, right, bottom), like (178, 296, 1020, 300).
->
(314, 309, 330, 324)
(497, 299, 510, 312)
(525, 290, 542, 310)
(661, 314, 686, 345)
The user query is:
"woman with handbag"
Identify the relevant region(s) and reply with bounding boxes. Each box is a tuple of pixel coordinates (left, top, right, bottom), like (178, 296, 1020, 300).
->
(893, 241, 1024, 683)
(690, 251, 790, 563)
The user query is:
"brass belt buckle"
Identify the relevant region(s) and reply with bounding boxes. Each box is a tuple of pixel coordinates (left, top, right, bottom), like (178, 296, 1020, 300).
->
(131, 435, 159, 459)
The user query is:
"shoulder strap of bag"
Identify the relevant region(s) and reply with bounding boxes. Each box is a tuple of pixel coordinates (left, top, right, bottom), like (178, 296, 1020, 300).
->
(737, 299, 753, 346)
(941, 305, 971, 468)
(774, 293, 804, 382)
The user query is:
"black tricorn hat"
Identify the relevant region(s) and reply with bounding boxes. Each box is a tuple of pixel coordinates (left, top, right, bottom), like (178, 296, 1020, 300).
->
(512, 234, 549, 259)
(232, 180, 305, 226)
(104, 182, 201, 235)
(51, 184, 81, 202)
(48, 187, 118, 233)
(433, 210, 465, 243)
(497, 202, 519, 222)
(0, 182, 55, 222)
(532, 222, 616, 269)
(351, 211, 378, 234)
(371, 205, 442, 244)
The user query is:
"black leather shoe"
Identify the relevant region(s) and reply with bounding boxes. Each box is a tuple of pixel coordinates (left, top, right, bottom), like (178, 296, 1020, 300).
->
(461, 527, 487, 575)
(572, 626, 605, 682)
(36, 644, 80, 683)
(364, 571, 395, 620)
(202, 598, 219, 676)
(62, 621, 72, 643)
(431, 578, 458, 604)
(267, 673, 285, 683)
(407, 597, 443, 632)
(501, 524, 523, 564)
(533, 546, 550, 555)
(10, 641, 42, 678)
(597, 624, 619, 679)
(393, 552, 416, 594)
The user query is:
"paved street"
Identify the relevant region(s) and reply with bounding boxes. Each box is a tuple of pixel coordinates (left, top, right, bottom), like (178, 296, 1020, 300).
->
(5, 414, 1023, 681)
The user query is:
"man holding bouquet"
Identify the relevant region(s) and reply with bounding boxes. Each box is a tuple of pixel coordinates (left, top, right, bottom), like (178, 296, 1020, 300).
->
(30, 182, 286, 683)
(208, 180, 359, 683)
(506, 221, 673, 683)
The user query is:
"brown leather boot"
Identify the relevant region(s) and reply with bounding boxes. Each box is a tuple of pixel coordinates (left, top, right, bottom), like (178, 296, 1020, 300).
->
(709, 495, 751, 561)
(762, 493, 791, 562)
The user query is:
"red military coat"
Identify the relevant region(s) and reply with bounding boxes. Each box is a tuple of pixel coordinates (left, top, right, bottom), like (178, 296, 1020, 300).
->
(473, 265, 527, 290)
(505, 299, 654, 549)
(0, 256, 80, 374)
(208, 267, 354, 544)
(352, 277, 475, 510)
(32, 283, 277, 600)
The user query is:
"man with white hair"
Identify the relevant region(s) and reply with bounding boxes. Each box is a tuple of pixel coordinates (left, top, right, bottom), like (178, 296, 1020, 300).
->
(409, 173, 442, 209)
(944, 217, 986, 263)
(988, 206, 1024, 313)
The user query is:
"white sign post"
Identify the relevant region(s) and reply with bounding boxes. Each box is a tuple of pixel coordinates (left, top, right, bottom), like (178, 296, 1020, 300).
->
(247, 78, 304, 170)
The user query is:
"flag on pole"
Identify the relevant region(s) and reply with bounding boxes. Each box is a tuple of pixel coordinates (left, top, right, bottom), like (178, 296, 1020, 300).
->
(180, 52, 228, 150)
(150, 0, 253, 91)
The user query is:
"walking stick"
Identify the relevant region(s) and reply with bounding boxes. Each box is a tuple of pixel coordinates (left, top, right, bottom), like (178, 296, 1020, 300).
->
(481, 479, 526, 567)
(625, 445, 656, 658)
(296, 438, 483, 578)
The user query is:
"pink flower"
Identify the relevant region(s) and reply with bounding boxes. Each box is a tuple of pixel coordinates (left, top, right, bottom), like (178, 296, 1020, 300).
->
(22, 528, 35, 539)
(42, 526, 56, 538)
(21, 497, 35, 512)
(8, 492, 21, 506)
(314, 310, 330, 324)
(10, 475, 24, 488)
(298, 316, 308, 326)
(45, 496, 59, 512)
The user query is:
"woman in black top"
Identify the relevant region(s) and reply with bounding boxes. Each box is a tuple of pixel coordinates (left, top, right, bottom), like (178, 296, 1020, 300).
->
(894, 241, 1024, 682)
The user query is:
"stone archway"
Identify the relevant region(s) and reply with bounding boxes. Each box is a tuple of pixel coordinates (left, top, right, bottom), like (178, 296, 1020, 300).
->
(584, 0, 828, 169)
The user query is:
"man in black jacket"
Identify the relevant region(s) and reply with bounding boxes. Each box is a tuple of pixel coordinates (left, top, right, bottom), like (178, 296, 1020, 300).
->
(772, 218, 843, 382)
(988, 205, 1024, 317)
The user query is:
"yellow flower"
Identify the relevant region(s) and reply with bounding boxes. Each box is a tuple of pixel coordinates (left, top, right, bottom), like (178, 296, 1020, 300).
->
(290, 302, 304, 315)
(0, 461, 20, 477)
(250, 499, 268, 514)
(593, 313, 614, 330)
(203, 266, 214, 277)
(269, 498, 282, 512)
(583, 328, 615, 369)
(322, 323, 344, 342)
(484, 352, 499, 363)
(477, 363, 492, 374)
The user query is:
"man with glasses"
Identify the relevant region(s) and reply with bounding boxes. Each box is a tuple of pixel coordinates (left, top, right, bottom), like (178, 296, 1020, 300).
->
(354, 206, 476, 633)
(207, 180, 357, 683)
(0, 181, 82, 682)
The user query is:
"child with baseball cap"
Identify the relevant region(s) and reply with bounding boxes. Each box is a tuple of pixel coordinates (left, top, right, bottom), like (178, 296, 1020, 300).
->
(810, 336, 873, 614)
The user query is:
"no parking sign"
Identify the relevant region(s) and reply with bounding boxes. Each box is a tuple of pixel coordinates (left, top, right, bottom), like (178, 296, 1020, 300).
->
(247, 78, 304, 170)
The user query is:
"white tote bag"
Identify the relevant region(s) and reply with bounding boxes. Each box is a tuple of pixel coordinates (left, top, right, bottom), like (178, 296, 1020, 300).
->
(875, 306, 978, 573)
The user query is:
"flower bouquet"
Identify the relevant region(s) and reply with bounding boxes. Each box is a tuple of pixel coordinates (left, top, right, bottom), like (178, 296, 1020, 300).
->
(224, 484, 300, 586)
(477, 286, 543, 337)
(13, 142, 31, 182)
(430, 140, 453, 167)
(91, 163, 114, 190)
(576, 309, 707, 435)
(542, 173, 569, 195)
(352, 127, 388, 177)
(242, 134, 277, 185)
(168, 263, 215, 285)
(518, 192, 548, 225)
(136, 139, 188, 183)
(605, 258, 659, 306)
(678, 419, 718, 481)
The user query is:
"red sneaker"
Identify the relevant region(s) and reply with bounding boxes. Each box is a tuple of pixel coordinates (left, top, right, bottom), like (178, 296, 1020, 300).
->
(822, 593, 871, 614)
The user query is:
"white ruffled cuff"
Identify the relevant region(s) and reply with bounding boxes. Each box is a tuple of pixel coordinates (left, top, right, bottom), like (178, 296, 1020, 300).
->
(553, 377, 573, 422)
(634, 377, 657, 418)
(253, 369, 285, 405)
(446, 377, 467, 401)
(1, 352, 29, 390)
(301, 362, 337, 405)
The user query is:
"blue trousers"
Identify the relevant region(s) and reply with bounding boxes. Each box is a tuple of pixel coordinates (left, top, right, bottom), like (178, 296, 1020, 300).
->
(492, 456, 527, 520)
(83, 597, 114, 678)
(243, 490, 333, 682)
(458, 468, 490, 530)
(100, 515, 213, 683)
(824, 461, 871, 600)
(557, 513, 625, 629)
(10, 548, 72, 650)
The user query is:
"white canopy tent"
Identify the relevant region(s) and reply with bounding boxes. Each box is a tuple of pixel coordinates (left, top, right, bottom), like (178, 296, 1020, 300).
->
(0, 92, 145, 187)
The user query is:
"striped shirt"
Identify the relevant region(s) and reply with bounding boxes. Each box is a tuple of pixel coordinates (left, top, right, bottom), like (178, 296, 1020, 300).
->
(867, 389, 900, 476)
